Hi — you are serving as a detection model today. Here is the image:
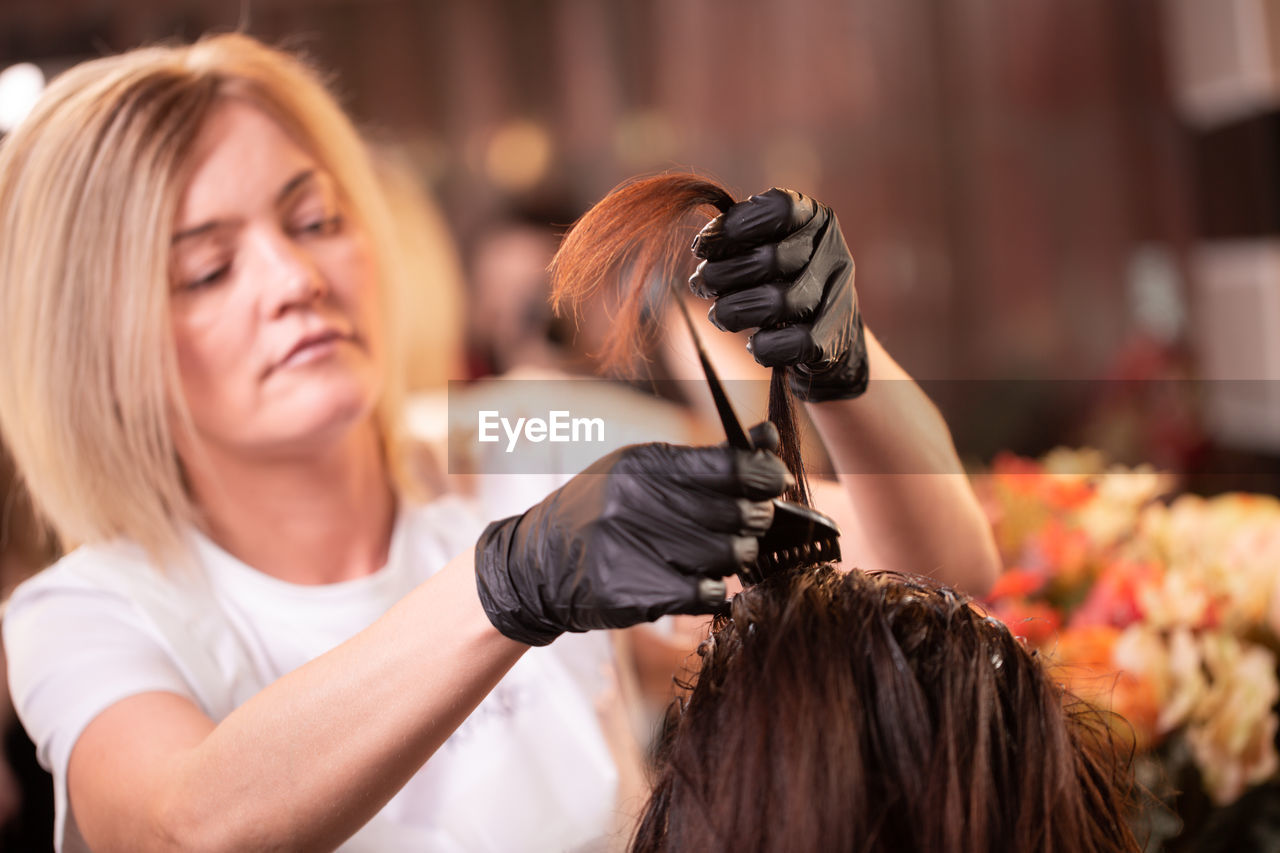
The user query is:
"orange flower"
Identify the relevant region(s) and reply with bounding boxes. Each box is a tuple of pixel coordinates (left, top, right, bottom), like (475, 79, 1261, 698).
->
(988, 599, 1061, 647)
(1046, 478, 1096, 511)
(1069, 560, 1161, 630)
(986, 566, 1046, 600)
(992, 451, 1044, 479)
(1110, 670, 1162, 749)
(1033, 519, 1096, 592)
(1053, 624, 1120, 668)
(1044, 624, 1122, 710)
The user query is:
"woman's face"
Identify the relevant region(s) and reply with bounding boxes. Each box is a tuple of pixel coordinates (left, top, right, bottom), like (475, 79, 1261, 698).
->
(170, 100, 383, 461)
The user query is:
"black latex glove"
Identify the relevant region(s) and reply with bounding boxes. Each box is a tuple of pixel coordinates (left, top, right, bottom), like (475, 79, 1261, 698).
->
(689, 187, 869, 403)
(475, 425, 790, 646)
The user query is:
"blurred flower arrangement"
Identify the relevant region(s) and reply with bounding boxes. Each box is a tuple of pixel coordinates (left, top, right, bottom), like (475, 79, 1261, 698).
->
(978, 448, 1280, 811)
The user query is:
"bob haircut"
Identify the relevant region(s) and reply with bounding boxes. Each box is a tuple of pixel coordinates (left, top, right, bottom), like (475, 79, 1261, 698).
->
(634, 566, 1141, 853)
(0, 33, 412, 561)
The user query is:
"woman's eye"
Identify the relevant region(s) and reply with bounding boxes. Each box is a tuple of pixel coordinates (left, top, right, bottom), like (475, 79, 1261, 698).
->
(182, 264, 231, 292)
(295, 214, 343, 236)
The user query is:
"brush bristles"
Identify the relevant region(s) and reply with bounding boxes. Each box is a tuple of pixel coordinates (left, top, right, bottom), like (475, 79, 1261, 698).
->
(753, 537, 842, 579)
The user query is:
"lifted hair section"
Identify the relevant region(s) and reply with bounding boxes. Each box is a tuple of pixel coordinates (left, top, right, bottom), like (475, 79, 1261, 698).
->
(549, 174, 732, 371)
(549, 173, 811, 505)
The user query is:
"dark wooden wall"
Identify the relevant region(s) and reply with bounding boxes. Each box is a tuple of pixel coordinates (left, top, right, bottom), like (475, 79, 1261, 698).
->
(0, 0, 1192, 383)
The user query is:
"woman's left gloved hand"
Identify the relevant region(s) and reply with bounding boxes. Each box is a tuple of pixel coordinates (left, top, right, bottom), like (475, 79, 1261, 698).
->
(689, 187, 869, 403)
(474, 435, 790, 647)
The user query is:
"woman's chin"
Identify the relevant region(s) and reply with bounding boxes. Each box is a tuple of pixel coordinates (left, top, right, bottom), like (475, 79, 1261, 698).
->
(242, 390, 381, 459)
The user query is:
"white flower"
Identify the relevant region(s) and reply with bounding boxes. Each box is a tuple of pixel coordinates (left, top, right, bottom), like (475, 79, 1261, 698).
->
(1184, 635, 1280, 805)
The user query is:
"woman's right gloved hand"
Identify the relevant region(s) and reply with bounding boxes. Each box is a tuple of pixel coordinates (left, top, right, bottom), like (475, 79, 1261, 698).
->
(474, 430, 790, 646)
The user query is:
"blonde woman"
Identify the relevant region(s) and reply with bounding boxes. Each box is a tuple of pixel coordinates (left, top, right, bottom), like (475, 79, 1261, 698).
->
(0, 34, 796, 851)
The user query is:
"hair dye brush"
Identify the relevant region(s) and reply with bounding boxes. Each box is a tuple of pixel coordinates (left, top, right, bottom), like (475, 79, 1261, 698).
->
(669, 292, 841, 583)
(548, 173, 842, 584)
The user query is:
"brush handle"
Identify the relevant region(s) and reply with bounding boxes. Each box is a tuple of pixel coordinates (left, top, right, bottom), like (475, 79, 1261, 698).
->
(672, 294, 754, 451)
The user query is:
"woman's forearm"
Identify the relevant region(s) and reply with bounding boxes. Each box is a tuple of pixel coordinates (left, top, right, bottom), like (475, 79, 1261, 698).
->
(168, 547, 524, 849)
(807, 329, 1001, 594)
(73, 548, 527, 852)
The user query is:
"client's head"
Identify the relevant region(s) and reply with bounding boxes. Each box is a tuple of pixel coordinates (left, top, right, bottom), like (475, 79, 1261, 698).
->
(633, 565, 1140, 853)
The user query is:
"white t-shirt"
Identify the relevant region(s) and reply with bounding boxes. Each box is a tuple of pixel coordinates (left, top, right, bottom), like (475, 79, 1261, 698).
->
(3, 496, 622, 852)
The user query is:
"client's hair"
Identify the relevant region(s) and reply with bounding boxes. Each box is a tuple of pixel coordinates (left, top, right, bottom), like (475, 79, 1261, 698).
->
(633, 566, 1141, 853)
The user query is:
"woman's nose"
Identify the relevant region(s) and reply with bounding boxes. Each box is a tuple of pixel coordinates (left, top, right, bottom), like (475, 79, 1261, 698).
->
(250, 227, 326, 314)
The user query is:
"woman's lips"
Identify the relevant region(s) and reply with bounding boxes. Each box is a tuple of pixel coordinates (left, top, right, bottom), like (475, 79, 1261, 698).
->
(269, 329, 348, 375)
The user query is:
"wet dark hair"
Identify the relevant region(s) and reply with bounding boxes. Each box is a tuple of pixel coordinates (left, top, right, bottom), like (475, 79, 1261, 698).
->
(633, 566, 1141, 853)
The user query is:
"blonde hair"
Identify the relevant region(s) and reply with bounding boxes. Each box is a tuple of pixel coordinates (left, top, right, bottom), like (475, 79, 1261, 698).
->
(0, 33, 413, 562)
(371, 145, 466, 392)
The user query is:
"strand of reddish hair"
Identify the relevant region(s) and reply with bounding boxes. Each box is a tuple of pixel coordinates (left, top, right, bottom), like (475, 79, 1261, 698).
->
(549, 174, 733, 372)
(549, 173, 810, 504)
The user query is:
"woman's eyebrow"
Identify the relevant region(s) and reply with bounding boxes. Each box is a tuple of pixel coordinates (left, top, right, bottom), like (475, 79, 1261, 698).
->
(172, 221, 222, 245)
(172, 169, 318, 245)
(275, 168, 318, 207)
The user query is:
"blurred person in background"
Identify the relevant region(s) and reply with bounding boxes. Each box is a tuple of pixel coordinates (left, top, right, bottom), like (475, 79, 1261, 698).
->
(464, 209, 569, 379)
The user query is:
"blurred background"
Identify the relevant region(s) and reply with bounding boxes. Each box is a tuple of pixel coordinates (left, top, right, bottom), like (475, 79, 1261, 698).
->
(2, 2, 1280, 848)
(0, 0, 1275, 490)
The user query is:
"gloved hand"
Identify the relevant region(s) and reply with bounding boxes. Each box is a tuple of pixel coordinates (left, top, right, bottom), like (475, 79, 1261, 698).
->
(475, 427, 790, 646)
(689, 187, 869, 402)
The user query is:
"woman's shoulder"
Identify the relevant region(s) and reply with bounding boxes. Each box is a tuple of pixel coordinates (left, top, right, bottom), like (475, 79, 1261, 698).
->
(4, 538, 193, 620)
(2, 537, 254, 724)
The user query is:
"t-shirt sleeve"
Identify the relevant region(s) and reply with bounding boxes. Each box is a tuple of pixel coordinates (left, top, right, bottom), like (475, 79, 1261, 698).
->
(3, 576, 194, 850)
